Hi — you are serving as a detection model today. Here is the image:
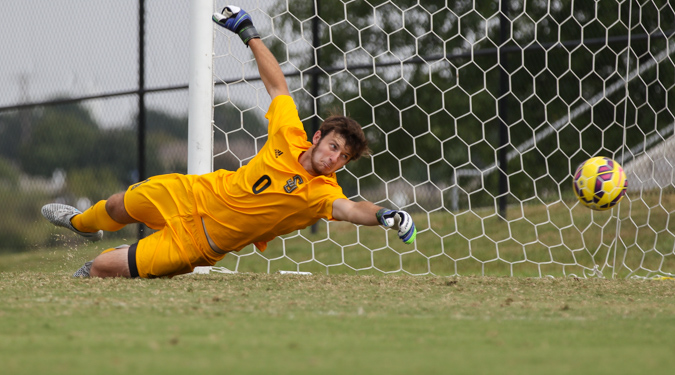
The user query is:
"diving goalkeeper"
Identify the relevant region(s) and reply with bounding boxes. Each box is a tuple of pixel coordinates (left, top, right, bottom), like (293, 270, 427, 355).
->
(41, 6, 417, 278)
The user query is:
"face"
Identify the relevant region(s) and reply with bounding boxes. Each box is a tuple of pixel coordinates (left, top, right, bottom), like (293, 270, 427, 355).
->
(308, 131, 352, 176)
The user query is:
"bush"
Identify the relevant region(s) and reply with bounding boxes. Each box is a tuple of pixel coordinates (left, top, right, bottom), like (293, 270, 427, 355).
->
(0, 157, 20, 187)
(67, 168, 125, 203)
(0, 187, 52, 253)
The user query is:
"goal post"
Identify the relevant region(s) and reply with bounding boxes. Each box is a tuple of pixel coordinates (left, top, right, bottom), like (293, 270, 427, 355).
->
(187, 0, 214, 175)
(193, 0, 675, 278)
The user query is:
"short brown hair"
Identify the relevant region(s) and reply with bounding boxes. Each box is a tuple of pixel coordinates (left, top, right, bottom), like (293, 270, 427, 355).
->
(318, 115, 370, 160)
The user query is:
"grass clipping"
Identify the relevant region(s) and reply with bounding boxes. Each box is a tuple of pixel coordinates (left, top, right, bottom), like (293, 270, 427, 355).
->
(2, 272, 674, 319)
(1, 272, 675, 375)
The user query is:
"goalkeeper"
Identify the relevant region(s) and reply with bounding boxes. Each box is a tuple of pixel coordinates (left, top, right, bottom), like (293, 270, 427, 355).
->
(41, 6, 417, 279)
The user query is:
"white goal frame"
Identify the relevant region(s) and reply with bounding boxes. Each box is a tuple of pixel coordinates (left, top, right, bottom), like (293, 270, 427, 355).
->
(187, 0, 214, 175)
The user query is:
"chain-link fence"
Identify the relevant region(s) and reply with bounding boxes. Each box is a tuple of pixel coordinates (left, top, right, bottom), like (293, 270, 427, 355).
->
(0, 0, 193, 252)
(3, 1, 675, 279)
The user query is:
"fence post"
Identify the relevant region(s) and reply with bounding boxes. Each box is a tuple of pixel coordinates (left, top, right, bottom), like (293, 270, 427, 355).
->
(137, 0, 147, 239)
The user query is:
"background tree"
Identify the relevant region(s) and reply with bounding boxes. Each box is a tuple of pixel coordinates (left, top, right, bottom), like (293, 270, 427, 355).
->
(267, 0, 673, 209)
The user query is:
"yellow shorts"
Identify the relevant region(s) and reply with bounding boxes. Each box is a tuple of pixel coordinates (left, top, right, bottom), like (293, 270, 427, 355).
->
(124, 174, 226, 278)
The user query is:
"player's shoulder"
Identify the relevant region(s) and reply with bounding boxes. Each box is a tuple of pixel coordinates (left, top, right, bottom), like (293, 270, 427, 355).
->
(268, 95, 296, 112)
(266, 95, 304, 136)
(266, 95, 299, 122)
(313, 172, 342, 190)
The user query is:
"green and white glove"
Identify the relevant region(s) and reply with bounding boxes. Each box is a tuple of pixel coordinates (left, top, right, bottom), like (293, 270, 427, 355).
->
(212, 5, 261, 46)
(376, 208, 417, 244)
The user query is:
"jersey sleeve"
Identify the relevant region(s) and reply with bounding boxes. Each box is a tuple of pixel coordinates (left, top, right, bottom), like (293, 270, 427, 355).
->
(265, 95, 304, 137)
(313, 179, 348, 221)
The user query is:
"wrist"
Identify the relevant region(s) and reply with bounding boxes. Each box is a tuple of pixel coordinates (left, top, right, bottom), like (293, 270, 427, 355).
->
(376, 208, 388, 225)
(239, 25, 261, 46)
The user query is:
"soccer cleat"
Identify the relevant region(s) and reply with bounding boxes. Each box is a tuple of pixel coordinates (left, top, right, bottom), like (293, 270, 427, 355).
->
(73, 260, 94, 278)
(41, 203, 103, 241)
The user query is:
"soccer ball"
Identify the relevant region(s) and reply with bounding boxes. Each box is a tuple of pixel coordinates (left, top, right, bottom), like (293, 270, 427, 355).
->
(573, 157, 628, 211)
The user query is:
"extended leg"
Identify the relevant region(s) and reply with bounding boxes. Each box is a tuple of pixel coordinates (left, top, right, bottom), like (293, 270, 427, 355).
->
(89, 227, 193, 279)
(72, 192, 136, 232)
(72, 244, 129, 278)
(41, 203, 104, 241)
(89, 245, 133, 278)
(103, 192, 138, 225)
(42, 192, 137, 241)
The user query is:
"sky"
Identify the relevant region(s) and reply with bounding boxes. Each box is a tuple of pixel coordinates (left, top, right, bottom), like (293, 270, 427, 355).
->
(0, 0, 274, 128)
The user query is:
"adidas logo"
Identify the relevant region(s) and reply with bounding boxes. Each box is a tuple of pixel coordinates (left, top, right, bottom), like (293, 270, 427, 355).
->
(275, 149, 284, 158)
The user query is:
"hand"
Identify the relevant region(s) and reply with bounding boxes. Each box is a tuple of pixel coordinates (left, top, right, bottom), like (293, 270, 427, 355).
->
(376, 209, 417, 244)
(212, 6, 261, 46)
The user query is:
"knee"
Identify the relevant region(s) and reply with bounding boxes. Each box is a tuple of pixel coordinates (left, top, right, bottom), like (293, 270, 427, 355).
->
(90, 247, 131, 278)
(105, 192, 132, 223)
(89, 260, 111, 278)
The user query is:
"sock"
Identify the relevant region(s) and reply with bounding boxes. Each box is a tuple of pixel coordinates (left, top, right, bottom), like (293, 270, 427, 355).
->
(100, 245, 129, 255)
(71, 200, 126, 232)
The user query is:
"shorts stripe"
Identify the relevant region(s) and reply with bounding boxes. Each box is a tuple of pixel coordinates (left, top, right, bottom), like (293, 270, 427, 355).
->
(128, 243, 140, 278)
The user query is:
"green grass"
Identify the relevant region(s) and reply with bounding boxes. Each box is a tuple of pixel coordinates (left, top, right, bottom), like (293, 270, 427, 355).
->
(216, 193, 675, 278)
(11, 191, 673, 280)
(1, 245, 675, 374)
(1, 192, 673, 374)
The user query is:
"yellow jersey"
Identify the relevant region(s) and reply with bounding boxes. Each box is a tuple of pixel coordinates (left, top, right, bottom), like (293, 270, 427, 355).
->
(192, 95, 347, 252)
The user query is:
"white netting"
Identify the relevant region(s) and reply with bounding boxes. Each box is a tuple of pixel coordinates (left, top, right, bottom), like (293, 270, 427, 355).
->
(208, 0, 675, 278)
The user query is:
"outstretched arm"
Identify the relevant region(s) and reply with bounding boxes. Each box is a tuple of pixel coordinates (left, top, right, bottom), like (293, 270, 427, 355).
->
(249, 39, 290, 99)
(213, 6, 289, 99)
(332, 199, 417, 244)
(332, 199, 381, 226)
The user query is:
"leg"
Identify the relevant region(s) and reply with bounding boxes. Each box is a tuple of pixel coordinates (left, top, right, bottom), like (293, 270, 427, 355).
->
(90, 225, 202, 279)
(44, 176, 169, 239)
(90, 245, 132, 278)
(71, 192, 135, 232)
(43, 191, 137, 240)
(41, 203, 104, 241)
(105, 192, 139, 225)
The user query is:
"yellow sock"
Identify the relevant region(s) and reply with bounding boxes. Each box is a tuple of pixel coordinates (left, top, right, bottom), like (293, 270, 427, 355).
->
(71, 200, 126, 232)
(99, 245, 126, 255)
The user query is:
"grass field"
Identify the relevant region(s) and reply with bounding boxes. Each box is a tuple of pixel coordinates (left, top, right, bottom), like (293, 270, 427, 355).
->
(1, 241, 675, 375)
(214, 193, 675, 278)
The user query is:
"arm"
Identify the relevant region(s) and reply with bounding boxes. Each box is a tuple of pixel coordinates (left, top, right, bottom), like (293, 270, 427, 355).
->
(332, 199, 417, 244)
(213, 6, 289, 100)
(332, 198, 381, 226)
(249, 39, 291, 99)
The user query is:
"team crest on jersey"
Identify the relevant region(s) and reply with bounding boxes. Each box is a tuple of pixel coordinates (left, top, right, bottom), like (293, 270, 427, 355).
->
(275, 149, 284, 158)
(284, 174, 304, 193)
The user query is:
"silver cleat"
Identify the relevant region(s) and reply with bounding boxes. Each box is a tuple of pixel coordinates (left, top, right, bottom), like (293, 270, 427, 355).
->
(41, 203, 103, 241)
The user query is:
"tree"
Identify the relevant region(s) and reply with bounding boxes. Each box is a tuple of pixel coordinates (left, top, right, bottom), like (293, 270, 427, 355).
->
(267, 0, 673, 208)
(212, 97, 268, 171)
(19, 106, 98, 177)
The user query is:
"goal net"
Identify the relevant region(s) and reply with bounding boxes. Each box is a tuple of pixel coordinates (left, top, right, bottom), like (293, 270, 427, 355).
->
(196, 0, 675, 278)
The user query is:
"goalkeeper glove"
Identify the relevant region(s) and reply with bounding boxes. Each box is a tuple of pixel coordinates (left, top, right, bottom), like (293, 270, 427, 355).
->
(212, 6, 261, 46)
(376, 208, 417, 244)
